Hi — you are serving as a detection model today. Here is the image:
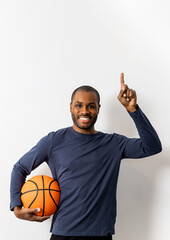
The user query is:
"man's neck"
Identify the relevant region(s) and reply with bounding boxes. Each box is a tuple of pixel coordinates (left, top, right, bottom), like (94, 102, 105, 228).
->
(72, 125, 98, 134)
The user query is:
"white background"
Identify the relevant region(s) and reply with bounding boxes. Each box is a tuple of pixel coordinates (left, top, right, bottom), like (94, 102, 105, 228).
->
(1, 1, 170, 239)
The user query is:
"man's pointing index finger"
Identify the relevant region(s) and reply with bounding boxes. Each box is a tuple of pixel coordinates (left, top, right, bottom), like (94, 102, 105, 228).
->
(120, 72, 125, 89)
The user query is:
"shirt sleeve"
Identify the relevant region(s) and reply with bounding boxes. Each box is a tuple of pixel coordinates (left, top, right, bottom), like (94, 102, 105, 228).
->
(10, 132, 54, 211)
(114, 106, 162, 159)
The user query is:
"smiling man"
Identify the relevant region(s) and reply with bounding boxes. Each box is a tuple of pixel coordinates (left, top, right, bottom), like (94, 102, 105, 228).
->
(10, 73, 162, 240)
(70, 86, 101, 134)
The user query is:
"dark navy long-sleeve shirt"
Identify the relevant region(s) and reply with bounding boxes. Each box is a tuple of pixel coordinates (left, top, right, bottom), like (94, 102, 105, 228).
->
(10, 107, 162, 236)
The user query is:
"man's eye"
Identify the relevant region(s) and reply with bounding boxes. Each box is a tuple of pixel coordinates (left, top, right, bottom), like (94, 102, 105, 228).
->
(76, 104, 82, 108)
(89, 105, 95, 109)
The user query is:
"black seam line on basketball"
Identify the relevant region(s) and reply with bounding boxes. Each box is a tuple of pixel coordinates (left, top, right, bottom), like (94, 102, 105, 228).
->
(49, 179, 57, 185)
(49, 179, 60, 191)
(21, 189, 60, 196)
(49, 190, 58, 209)
(49, 180, 59, 209)
(42, 175, 45, 217)
(27, 180, 39, 208)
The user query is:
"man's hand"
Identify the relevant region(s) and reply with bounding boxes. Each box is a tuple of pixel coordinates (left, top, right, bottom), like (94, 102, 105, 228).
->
(117, 73, 137, 112)
(14, 206, 50, 222)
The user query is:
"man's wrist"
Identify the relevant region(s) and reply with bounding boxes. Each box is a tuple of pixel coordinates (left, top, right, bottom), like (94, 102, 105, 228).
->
(14, 206, 22, 213)
(126, 104, 138, 112)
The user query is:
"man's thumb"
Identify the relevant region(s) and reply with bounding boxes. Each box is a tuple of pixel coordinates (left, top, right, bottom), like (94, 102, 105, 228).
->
(30, 208, 41, 213)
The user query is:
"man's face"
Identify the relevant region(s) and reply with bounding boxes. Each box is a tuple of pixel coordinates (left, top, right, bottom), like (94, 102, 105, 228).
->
(70, 90, 101, 134)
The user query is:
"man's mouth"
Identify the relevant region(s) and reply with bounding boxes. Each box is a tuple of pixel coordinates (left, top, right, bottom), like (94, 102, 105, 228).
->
(78, 116, 91, 123)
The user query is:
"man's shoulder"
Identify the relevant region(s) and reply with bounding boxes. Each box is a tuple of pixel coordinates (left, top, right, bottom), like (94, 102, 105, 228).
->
(48, 127, 71, 137)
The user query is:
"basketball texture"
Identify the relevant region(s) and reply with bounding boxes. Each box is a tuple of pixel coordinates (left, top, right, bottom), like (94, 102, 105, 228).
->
(21, 175, 60, 216)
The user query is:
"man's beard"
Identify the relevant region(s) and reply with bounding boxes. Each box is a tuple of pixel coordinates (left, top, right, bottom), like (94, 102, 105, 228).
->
(71, 113, 98, 131)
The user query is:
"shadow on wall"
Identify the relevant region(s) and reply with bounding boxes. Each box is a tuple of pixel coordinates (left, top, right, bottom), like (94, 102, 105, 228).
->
(105, 100, 168, 240)
(115, 149, 169, 240)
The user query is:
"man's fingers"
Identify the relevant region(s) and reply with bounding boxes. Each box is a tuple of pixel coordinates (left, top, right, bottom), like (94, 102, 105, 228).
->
(14, 207, 50, 222)
(27, 208, 50, 222)
(129, 89, 133, 98)
(24, 208, 40, 214)
(118, 88, 136, 102)
(122, 84, 128, 95)
(31, 208, 41, 213)
(126, 89, 136, 101)
(32, 215, 50, 222)
(126, 89, 130, 101)
(120, 72, 125, 89)
(118, 84, 129, 100)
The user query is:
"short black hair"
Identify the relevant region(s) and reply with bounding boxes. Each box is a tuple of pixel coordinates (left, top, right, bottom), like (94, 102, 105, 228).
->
(71, 85, 100, 104)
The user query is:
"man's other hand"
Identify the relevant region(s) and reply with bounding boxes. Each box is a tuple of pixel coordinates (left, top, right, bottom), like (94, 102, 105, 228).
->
(117, 73, 137, 112)
(14, 206, 50, 222)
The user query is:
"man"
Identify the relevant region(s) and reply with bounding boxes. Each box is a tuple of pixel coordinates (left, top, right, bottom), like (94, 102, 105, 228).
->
(10, 73, 162, 240)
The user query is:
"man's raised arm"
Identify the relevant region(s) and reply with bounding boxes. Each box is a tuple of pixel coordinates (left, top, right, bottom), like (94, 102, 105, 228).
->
(116, 73, 162, 159)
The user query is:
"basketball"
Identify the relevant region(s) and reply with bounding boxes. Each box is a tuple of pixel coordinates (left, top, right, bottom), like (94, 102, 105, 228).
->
(21, 175, 60, 216)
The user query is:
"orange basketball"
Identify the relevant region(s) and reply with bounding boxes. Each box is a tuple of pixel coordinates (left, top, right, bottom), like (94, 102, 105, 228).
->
(21, 175, 60, 216)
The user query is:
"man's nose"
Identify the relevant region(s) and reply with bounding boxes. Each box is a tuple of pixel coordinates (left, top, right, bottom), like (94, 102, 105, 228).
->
(80, 106, 89, 114)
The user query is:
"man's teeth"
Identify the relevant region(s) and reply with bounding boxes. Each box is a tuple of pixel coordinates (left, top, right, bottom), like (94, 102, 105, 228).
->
(79, 117, 89, 120)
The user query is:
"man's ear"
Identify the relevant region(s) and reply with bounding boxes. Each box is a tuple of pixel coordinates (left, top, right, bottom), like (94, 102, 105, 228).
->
(98, 104, 101, 113)
(70, 102, 72, 112)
